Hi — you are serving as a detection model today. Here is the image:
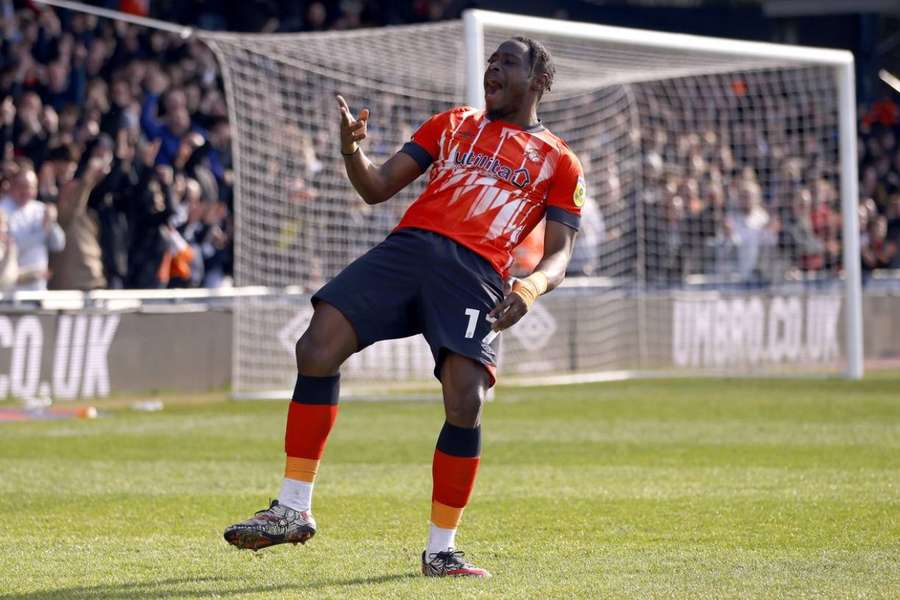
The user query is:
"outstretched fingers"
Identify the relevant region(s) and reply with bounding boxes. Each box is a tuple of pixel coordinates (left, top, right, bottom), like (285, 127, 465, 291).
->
(336, 95, 369, 123)
(336, 94, 370, 149)
(336, 94, 353, 125)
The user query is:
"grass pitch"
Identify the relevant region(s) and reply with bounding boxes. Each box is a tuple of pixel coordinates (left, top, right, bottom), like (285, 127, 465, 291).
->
(1, 375, 899, 599)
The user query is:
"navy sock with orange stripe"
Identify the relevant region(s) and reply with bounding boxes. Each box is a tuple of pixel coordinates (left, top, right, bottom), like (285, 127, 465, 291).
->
(278, 374, 340, 512)
(427, 422, 481, 554)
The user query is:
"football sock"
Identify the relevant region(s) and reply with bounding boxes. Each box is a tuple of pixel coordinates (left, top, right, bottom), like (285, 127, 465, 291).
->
(279, 374, 340, 512)
(427, 422, 481, 554)
(278, 477, 314, 512)
(427, 523, 457, 556)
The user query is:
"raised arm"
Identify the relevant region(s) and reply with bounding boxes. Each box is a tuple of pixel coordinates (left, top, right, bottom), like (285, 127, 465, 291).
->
(336, 94, 422, 205)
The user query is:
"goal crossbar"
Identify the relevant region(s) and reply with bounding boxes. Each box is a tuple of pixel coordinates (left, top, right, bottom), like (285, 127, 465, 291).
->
(466, 10, 853, 66)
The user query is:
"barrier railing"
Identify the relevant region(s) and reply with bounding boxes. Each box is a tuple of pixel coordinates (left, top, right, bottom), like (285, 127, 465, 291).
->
(2, 269, 898, 311)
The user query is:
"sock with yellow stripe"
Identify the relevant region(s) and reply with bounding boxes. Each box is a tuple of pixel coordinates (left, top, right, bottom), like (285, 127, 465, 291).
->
(427, 422, 481, 555)
(278, 374, 340, 512)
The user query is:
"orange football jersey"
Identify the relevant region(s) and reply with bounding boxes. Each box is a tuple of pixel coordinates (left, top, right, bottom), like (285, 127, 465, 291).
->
(396, 106, 584, 278)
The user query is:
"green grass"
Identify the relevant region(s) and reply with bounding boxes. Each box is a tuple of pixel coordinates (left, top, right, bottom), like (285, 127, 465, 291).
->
(1, 376, 899, 599)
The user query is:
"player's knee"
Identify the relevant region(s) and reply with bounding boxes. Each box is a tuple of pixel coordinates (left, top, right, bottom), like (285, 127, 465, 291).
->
(295, 332, 341, 376)
(441, 354, 490, 426)
(444, 384, 484, 426)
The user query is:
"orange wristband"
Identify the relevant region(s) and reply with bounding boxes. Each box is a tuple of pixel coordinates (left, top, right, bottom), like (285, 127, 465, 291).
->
(511, 271, 549, 308)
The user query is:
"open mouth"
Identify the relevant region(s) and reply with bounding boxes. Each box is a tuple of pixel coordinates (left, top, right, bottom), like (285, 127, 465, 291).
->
(484, 80, 502, 101)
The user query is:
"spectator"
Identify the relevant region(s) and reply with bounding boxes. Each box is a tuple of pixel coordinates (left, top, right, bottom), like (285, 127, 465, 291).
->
(48, 144, 110, 290)
(724, 179, 779, 283)
(1, 96, 15, 160)
(125, 143, 173, 288)
(87, 131, 133, 288)
(779, 188, 825, 273)
(810, 178, 841, 270)
(140, 69, 205, 166)
(172, 177, 207, 287)
(885, 194, 900, 270)
(0, 210, 18, 293)
(12, 92, 49, 167)
(659, 193, 686, 282)
(679, 177, 718, 275)
(198, 198, 231, 287)
(43, 59, 85, 112)
(861, 214, 893, 274)
(0, 160, 65, 290)
(99, 76, 138, 136)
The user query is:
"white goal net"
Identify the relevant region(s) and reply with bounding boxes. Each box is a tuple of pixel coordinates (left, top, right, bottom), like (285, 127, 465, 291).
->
(201, 11, 861, 397)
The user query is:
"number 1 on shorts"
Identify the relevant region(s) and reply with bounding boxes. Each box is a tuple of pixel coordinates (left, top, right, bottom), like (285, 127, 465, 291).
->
(464, 308, 479, 339)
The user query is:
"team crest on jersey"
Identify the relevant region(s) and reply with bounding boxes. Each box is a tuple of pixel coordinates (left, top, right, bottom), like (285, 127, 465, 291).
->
(573, 176, 586, 207)
(524, 148, 542, 163)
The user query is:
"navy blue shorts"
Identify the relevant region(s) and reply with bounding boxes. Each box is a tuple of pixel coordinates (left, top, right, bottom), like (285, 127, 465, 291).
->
(312, 228, 504, 385)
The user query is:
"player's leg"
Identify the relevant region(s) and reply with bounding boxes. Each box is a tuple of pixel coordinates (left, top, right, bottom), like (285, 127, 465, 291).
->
(422, 352, 492, 577)
(223, 302, 358, 551)
(225, 232, 423, 551)
(277, 302, 357, 516)
(416, 232, 502, 577)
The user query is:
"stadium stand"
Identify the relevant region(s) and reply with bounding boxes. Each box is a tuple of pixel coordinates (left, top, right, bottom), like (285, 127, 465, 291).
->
(0, 0, 898, 292)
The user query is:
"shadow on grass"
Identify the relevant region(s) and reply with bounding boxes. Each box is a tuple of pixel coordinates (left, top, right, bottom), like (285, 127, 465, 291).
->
(1, 573, 419, 599)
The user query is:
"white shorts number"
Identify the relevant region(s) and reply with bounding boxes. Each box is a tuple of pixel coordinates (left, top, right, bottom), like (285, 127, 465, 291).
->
(464, 308, 480, 339)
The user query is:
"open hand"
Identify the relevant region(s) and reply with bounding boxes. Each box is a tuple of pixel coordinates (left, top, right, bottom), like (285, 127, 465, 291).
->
(336, 94, 368, 155)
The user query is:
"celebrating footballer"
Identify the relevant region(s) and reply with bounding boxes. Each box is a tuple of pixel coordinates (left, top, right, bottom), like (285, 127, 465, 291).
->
(225, 35, 585, 578)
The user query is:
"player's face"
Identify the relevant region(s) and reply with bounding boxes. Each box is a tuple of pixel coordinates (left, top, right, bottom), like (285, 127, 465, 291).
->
(484, 40, 536, 118)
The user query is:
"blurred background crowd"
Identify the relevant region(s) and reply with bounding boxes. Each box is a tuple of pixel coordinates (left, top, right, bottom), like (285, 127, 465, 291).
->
(1, 0, 232, 292)
(1, 0, 899, 292)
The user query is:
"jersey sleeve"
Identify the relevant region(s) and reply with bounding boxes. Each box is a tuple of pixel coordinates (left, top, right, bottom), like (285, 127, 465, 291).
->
(399, 109, 453, 172)
(544, 149, 584, 231)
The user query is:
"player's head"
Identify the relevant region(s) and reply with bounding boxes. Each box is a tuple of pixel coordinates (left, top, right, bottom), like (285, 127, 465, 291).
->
(484, 37, 555, 120)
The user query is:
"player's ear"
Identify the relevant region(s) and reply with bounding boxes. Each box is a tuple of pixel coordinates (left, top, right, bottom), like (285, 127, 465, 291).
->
(530, 71, 550, 94)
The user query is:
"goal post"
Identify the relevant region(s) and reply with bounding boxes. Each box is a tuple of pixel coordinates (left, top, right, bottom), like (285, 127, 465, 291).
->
(836, 62, 863, 380)
(195, 10, 864, 397)
(462, 9, 862, 381)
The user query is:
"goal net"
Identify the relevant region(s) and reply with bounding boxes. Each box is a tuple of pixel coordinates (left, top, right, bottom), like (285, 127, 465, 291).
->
(200, 11, 861, 398)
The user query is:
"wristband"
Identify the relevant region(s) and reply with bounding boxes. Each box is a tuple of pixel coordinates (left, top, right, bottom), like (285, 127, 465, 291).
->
(341, 144, 359, 157)
(511, 271, 549, 308)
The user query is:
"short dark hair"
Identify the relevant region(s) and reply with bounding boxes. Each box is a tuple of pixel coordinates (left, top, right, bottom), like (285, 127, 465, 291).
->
(512, 36, 555, 95)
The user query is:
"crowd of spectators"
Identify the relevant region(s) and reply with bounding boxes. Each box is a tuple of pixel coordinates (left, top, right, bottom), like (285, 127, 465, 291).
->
(1, 0, 899, 294)
(558, 81, 900, 286)
(1, 1, 233, 292)
(858, 99, 900, 277)
(633, 77, 850, 287)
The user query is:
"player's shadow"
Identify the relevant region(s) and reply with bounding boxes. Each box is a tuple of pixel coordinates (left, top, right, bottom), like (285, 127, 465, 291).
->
(1, 573, 418, 599)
